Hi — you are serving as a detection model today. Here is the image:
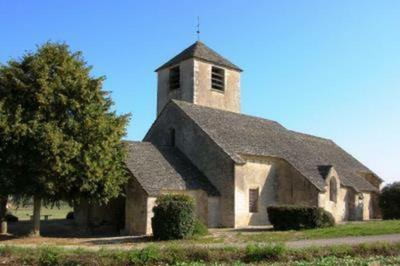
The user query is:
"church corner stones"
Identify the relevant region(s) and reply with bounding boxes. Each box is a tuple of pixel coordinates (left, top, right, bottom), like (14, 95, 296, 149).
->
(75, 41, 382, 235)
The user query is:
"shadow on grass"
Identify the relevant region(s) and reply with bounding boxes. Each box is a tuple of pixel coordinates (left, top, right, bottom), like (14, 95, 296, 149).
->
(3, 219, 122, 239)
(231, 227, 274, 233)
(85, 235, 152, 245)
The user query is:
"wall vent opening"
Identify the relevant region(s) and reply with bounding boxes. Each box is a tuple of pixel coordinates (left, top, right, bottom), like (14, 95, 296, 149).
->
(211, 66, 225, 91)
(169, 66, 180, 91)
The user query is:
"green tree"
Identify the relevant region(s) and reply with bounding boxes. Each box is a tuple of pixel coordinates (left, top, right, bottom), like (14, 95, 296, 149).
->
(0, 78, 26, 234)
(0, 42, 130, 236)
(379, 182, 400, 219)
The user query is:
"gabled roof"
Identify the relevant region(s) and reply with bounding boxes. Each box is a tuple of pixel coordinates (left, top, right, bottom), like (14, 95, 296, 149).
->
(124, 141, 219, 197)
(155, 41, 242, 72)
(171, 100, 380, 192)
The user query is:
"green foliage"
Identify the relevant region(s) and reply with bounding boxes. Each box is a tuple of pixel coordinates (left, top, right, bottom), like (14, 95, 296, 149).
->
(5, 211, 18, 223)
(0, 42, 130, 209)
(151, 194, 196, 240)
(66, 211, 74, 220)
(38, 247, 60, 266)
(245, 244, 285, 262)
(267, 205, 335, 230)
(1, 242, 400, 265)
(379, 182, 400, 219)
(127, 245, 161, 265)
(193, 219, 208, 236)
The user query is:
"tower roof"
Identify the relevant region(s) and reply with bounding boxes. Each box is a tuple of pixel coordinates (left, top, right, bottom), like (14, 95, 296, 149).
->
(155, 41, 242, 72)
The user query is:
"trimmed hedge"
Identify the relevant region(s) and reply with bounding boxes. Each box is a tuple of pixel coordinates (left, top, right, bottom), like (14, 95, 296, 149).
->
(66, 211, 74, 220)
(151, 194, 196, 240)
(379, 182, 400, 219)
(267, 205, 335, 230)
(5, 211, 18, 223)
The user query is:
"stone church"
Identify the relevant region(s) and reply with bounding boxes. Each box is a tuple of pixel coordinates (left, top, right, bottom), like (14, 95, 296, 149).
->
(76, 41, 382, 235)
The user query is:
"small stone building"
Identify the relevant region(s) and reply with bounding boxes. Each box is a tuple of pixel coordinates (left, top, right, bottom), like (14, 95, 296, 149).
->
(76, 41, 382, 235)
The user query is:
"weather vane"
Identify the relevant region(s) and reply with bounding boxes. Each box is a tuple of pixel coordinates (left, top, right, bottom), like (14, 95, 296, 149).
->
(196, 16, 200, 41)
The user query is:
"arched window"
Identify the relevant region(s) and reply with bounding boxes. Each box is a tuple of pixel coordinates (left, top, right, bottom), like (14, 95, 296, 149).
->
(329, 177, 337, 202)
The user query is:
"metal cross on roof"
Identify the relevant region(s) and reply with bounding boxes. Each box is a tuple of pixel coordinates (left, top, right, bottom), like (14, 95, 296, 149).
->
(196, 16, 200, 41)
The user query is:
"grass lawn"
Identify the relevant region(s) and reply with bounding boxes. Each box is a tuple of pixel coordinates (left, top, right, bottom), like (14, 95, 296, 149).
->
(1, 241, 400, 265)
(235, 220, 400, 243)
(9, 203, 72, 221)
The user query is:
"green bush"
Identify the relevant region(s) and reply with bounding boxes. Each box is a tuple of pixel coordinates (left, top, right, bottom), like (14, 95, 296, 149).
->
(193, 219, 208, 236)
(66, 211, 74, 220)
(379, 182, 400, 219)
(38, 248, 60, 266)
(245, 244, 285, 262)
(5, 211, 18, 223)
(267, 205, 335, 230)
(151, 194, 196, 240)
(127, 245, 160, 265)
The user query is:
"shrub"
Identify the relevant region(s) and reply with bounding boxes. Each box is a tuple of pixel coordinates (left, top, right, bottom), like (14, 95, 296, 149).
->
(193, 219, 208, 236)
(267, 205, 335, 230)
(127, 245, 160, 264)
(66, 211, 74, 220)
(151, 194, 196, 240)
(245, 244, 285, 262)
(379, 182, 400, 219)
(5, 211, 18, 223)
(38, 248, 60, 266)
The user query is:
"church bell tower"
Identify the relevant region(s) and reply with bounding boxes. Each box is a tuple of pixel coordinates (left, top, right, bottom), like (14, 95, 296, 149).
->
(155, 41, 242, 115)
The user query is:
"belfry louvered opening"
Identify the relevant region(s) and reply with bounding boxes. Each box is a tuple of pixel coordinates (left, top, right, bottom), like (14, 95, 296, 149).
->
(211, 66, 225, 91)
(169, 66, 180, 90)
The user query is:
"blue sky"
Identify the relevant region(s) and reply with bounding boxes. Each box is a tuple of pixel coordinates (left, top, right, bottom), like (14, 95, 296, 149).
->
(1, 1, 399, 183)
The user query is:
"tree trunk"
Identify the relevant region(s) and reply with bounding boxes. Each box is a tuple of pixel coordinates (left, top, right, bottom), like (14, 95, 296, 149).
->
(31, 195, 41, 237)
(0, 196, 7, 235)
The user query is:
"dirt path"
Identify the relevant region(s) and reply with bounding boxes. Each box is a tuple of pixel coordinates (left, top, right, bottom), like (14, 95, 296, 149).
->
(1, 233, 400, 251)
(285, 233, 400, 249)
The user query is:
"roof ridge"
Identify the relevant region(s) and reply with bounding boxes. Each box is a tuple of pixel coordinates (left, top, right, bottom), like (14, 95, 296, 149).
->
(289, 130, 333, 143)
(155, 41, 242, 72)
(172, 99, 285, 129)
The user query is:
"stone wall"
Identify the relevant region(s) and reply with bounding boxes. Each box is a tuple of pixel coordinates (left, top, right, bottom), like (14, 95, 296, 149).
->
(145, 197, 157, 235)
(317, 167, 374, 222)
(234, 155, 319, 227)
(157, 59, 194, 115)
(156, 59, 241, 115)
(208, 197, 220, 228)
(234, 157, 277, 226)
(125, 176, 149, 235)
(145, 103, 235, 227)
(193, 60, 240, 113)
(275, 159, 319, 207)
(74, 197, 125, 231)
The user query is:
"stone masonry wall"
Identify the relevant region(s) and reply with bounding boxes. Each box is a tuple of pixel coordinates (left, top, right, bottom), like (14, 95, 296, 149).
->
(125, 176, 149, 235)
(145, 103, 235, 227)
(157, 59, 194, 115)
(193, 60, 240, 113)
(234, 155, 319, 227)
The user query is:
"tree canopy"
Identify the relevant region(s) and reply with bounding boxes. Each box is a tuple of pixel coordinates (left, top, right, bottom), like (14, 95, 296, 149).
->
(0, 42, 130, 234)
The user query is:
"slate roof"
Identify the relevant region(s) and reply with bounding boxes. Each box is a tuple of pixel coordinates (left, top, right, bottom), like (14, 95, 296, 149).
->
(172, 100, 380, 192)
(155, 41, 242, 72)
(124, 141, 219, 196)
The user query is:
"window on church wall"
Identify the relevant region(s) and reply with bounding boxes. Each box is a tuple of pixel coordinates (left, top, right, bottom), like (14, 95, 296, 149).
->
(169, 128, 176, 146)
(169, 66, 180, 91)
(249, 188, 259, 213)
(329, 177, 337, 203)
(211, 66, 225, 91)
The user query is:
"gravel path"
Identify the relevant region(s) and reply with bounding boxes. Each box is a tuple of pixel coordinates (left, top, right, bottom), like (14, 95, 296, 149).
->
(286, 233, 400, 248)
